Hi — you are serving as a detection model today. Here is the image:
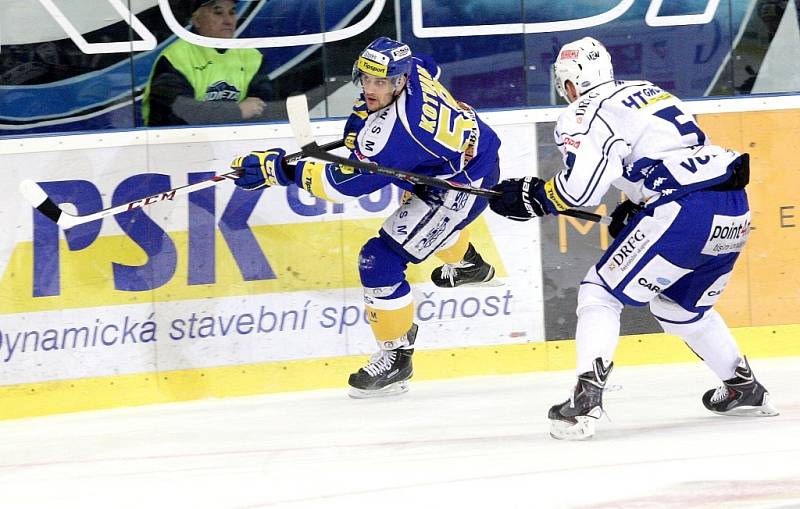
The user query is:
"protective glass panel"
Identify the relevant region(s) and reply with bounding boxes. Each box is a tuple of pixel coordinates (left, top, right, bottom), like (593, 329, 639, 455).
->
(1, 1, 798, 133)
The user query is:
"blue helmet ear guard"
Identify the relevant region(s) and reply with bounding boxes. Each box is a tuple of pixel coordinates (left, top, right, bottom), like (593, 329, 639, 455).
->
(352, 36, 413, 86)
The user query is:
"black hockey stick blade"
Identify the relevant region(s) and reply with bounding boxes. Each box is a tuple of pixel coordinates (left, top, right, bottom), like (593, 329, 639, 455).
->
(19, 137, 345, 229)
(286, 94, 609, 224)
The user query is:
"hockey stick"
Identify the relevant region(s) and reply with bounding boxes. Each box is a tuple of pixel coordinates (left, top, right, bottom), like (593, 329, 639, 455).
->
(285, 95, 609, 225)
(19, 138, 346, 229)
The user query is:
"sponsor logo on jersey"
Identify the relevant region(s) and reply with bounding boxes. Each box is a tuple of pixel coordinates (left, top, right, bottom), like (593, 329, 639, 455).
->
(575, 94, 596, 122)
(448, 191, 470, 212)
(621, 87, 673, 110)
(414, 217, 450, 251)
(358, 105, 394, 156)
(620, 254, 690, 302)
(701, 212, 750, 255)
(637, 277, 663, 293)
(563, 136, 581, 149)
(204, 81, 240, 101)
(637, 276, 671, 294)
(560, 49, 579, 59)
(606, 229, 649, 273)
(694, 271, 733, 309)
(601, 203, 680, 292)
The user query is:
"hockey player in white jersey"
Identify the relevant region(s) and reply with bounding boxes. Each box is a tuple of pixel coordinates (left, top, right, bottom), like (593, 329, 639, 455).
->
(230, 37, 502, 398)
(489, 37, 778, 440)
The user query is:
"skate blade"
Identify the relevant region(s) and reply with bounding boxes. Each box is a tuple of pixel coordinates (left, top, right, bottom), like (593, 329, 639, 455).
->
(713, 402, 780, 417)
(456, 279, 505, 288)
(436, 275, 505, 288)
(348, 380, 409, 399)
(713, 393, 780, 417)
(549, 416, 596, 441)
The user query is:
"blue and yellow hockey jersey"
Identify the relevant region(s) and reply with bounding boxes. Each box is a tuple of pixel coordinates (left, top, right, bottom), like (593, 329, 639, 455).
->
(292, 57, 501, 202)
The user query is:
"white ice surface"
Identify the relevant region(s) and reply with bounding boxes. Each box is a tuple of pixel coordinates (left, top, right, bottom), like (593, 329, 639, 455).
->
(0, 357, 798, 509)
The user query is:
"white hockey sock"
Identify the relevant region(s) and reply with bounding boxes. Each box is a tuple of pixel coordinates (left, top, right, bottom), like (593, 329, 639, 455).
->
(657, 309, 741, 380)
(575, 304, 621, 375)
(574, 269, 624, 375)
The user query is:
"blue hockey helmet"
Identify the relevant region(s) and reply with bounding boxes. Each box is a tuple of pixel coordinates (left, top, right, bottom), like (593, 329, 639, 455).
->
(352, 37, 413, 90)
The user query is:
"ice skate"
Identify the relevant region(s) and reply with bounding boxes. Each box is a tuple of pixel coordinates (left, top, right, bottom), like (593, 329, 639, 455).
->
(548, 358, 613, 440)
(348, 324, 417, 399)
(431, 243, 500, 287)
(702, 357, 779, 417)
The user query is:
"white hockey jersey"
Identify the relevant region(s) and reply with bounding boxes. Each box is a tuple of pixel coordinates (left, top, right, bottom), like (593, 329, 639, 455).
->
(551, 80, 741, 209)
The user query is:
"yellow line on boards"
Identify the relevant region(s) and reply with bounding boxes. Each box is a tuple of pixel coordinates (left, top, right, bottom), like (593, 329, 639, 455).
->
(1, 324, 797, 421)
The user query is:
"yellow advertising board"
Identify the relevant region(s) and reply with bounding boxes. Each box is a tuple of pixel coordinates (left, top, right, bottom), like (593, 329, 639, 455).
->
(698, 109, 800, 326)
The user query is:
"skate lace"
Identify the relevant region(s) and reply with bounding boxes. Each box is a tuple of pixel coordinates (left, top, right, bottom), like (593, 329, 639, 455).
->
(710, 385, 730, 404)
(440, 261, 472, 286)
(363, 350, 397, 377)
(567, 385, 610, 421)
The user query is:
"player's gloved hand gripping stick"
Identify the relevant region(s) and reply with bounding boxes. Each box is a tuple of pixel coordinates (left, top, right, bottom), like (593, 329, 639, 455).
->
(19, 138, 345, 229)
(285, 94, 610, 225)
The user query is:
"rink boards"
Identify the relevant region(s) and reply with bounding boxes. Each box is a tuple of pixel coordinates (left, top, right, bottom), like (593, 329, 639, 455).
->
(0, 96, 798, 419)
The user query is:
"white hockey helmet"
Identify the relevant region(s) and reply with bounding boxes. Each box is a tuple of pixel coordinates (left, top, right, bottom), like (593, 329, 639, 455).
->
(553, 37, 614, 101)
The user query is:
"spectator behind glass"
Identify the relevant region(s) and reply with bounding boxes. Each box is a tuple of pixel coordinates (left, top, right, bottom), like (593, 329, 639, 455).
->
(142, 0, 272, 126)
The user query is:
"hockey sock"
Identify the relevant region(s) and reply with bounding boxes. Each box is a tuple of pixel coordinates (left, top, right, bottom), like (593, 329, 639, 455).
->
(574, 270, 623, 375)
(434, 228, 470, 264)
(365, 294, 415, 349)
(575, 304, 621, 374)
(657, 309, 741, 380)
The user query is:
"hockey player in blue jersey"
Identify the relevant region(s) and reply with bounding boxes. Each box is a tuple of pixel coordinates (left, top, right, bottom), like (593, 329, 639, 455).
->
(489, 37, 778, 440)
(230, 37, 502, 398)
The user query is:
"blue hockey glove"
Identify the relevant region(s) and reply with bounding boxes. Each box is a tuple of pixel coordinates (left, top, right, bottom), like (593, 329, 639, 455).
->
(231, 148, 292, 190)
(489, 176, 559, 221)
(608, 200, 644, 238)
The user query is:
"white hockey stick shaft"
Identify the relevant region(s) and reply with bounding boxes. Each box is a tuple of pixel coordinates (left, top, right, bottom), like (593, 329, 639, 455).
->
(19, 138, 345, 229)
(285, 94, 611, 225)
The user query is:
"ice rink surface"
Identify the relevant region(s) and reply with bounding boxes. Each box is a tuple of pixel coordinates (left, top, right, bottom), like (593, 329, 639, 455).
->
(1, 357, 798, 509)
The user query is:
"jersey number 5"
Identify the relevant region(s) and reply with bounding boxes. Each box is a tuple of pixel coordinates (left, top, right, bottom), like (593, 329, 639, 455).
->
(434, 105, 476, 152)
(654, 105, 706, 146)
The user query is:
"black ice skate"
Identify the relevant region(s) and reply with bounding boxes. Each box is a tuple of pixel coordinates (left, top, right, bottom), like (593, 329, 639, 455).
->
(431, 243, 499, 288)
(702, 357, 778, 417)
(548, 358, 613, 440)
(348, 324, 418, 399)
